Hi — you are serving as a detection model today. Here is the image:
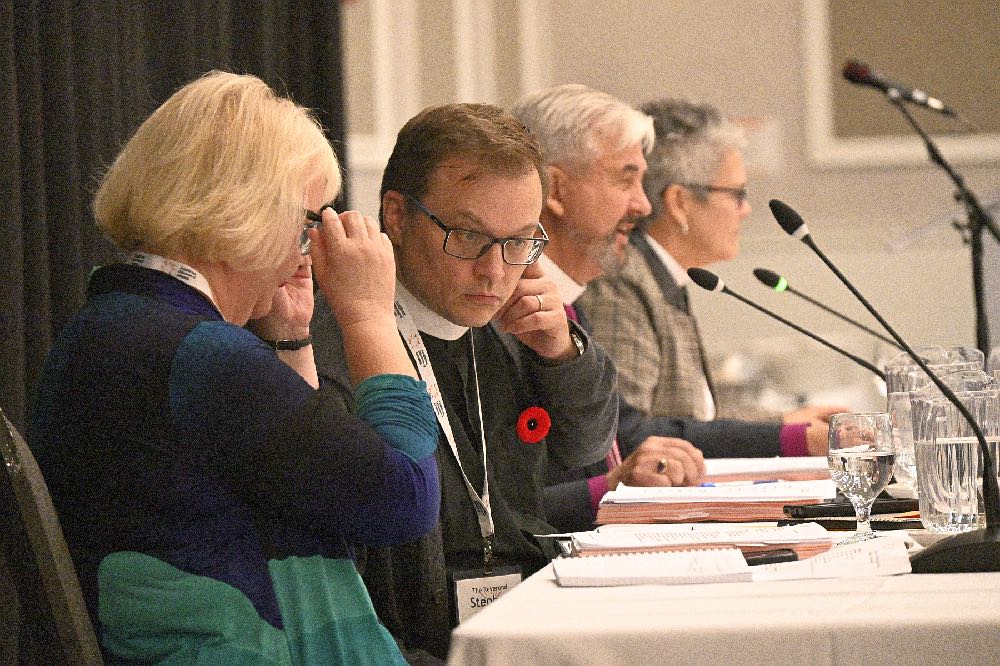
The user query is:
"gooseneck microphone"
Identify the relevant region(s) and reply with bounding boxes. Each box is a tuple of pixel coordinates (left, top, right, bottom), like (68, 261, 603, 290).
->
(768, 198, 1000, 573)
(686, 267, 885, 381)
(753, 268, 902, 350)
(842, 59, 956, 117)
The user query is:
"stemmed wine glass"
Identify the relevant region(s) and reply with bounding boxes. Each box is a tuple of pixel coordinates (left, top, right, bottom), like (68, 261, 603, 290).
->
(827, 412, 895, 544)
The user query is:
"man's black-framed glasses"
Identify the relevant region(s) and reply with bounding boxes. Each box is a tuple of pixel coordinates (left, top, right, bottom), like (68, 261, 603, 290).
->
(402, 192, 549, 265)
(679, 183, 749, 206)
(301, 204, 335, 255)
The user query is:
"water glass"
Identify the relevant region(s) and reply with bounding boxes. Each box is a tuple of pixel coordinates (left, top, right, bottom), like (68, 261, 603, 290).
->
(885, 355, 986, 491)
(827, 412, 894, 544)
(944, 346, 986, 366)
(885, 353, 930, 489)
(911, 388, 1000, 533)
(988, 346, 1000, 381)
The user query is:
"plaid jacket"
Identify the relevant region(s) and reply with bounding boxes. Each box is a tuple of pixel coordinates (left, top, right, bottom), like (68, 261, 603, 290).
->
(576, 232, 715, 420)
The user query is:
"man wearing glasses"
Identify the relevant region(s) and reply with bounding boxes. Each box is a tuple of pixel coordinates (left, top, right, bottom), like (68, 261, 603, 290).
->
(310, 102, 617, 662)
(581, 97, 756, 423)
(512, 91, 841, 528)
(576, 97, 842, 452)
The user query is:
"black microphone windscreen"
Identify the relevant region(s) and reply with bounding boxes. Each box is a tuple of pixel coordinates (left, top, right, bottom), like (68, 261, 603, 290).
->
(753, 268, 783, 289)
(769, 199, 807, 237)
(687, 267, 720, 291)
(842, 59, 870, 84)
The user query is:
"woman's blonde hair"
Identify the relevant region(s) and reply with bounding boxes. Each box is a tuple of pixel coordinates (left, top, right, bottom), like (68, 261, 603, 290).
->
(94, 71, 340, 272)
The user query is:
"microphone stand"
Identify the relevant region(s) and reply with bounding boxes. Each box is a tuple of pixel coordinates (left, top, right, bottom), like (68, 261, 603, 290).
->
(784, 213, 1000, 573)
(886, 90, 1000, 353)
(761, 275, 901, 350)
(721, 289, 886, 381)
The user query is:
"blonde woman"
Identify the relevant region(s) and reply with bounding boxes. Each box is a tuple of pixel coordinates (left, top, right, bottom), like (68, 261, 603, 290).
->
(29, 71, 438, 664)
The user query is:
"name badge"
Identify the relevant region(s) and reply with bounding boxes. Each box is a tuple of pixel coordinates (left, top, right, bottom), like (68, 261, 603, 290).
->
(451, 566, 522, 624)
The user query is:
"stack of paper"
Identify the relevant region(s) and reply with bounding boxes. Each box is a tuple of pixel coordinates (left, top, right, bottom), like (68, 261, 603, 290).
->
(702, 456, 831, 483)
(552, 549, 751, 587)
(551, 535, 912, 587)
(751, 535, 912, 581)
(596, 480, 837, 524)
(569, 523, 834, 560)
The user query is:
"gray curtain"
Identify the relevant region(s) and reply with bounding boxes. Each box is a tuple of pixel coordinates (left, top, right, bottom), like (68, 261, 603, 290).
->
(0, 0, 349, 434)
(0, 2, 348, 662)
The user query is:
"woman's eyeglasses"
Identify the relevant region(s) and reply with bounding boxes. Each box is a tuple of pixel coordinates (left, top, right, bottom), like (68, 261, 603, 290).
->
(300, 204, 335, 255)
(680, 183, 749, 206)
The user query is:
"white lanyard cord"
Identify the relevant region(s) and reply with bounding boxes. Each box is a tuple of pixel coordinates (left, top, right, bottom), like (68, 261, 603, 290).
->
(394, 299, 495, 565)
(125, 252, 221, 316)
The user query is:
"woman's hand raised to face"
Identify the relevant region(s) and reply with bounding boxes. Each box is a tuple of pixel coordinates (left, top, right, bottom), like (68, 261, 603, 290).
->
(252, 256, 315, 340)
(310, 209, 398, 329)
(311, 209, 417, 384)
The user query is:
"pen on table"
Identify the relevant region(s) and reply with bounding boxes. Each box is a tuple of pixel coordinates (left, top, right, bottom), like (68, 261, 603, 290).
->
(700, 480, 780, 487)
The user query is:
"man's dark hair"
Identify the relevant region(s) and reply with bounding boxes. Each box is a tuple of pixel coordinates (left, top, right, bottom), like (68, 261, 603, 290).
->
(380, 103, 547, 221)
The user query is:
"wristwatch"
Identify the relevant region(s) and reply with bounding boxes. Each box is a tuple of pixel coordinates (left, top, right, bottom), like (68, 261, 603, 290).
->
(259, 335, 313, 351)
(569, 328, 586, 357)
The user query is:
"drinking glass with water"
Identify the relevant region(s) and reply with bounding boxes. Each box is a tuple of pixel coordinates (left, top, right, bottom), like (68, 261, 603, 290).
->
(884, 346, 985, 494)
(911, 387, 1000, 533)
(827, 412, 894, 544)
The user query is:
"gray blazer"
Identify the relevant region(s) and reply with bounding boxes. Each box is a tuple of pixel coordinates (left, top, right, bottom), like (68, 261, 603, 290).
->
(578, 232, 717, 419)
(579, 232, 788, 437)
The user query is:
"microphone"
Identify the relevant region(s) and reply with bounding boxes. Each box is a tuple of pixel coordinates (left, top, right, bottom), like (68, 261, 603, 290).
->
(768, 198, 1000, 573)
(686, 267, 885, 381)
(842, 59, 956, 117)
(753, 268, 902, 350)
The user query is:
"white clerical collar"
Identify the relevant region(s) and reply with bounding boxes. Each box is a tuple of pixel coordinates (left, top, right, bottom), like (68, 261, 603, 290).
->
(395, 279, 469, 341)
(537, 254, 586, 305)
(643, 232, 689, 287)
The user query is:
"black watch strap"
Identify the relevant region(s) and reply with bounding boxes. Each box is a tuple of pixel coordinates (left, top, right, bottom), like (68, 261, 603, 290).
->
(259, 335, 312, 351)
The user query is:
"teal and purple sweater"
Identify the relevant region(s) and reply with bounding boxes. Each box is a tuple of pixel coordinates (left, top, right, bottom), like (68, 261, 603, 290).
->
(30, 264, 439, 664)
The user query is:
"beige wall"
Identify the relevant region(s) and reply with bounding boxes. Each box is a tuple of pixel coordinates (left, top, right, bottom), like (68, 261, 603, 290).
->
(829, 0, 1000, 138)
(543, 0, 999, 409)
(341, 0, 1000, 411)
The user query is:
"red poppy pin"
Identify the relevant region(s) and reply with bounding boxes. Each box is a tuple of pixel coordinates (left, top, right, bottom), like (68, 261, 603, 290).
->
(516, 406, 551, 444)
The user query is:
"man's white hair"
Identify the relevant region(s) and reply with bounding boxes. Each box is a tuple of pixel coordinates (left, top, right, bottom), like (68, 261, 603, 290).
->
(512, 84, 654, 172)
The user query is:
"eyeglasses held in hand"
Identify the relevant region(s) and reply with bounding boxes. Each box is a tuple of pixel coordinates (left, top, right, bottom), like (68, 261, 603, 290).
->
(300, 204, 335, 255)
(401, 192, 548, 265)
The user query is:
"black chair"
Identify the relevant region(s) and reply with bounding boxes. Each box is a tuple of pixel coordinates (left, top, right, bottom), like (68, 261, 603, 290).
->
(0, 409, 103, 664)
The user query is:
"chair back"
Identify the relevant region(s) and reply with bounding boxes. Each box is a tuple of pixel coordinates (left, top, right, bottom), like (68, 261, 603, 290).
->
(0, 410, 103, 664)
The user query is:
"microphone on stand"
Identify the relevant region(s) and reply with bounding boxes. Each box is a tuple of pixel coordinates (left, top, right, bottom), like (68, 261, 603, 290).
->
(768, 198, 1000, 573)
(842, 59, 957, 118)
(753, 268, 902, 350)
(686, 267, 885, 381)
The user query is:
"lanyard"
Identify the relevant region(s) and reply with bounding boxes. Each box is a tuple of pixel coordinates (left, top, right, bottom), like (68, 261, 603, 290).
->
(394, 299, 496, 566)
(125, 252, 221, 315)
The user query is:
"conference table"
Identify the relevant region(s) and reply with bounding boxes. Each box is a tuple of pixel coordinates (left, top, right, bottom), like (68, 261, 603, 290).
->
(446, 544, 1000, 665)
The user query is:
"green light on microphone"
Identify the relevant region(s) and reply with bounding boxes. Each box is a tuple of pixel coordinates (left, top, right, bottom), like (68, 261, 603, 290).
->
(774, 276, 788, 293)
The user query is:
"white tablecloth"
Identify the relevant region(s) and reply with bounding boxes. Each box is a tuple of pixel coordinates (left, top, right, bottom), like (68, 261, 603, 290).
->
(447, 563, 1000, 665)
